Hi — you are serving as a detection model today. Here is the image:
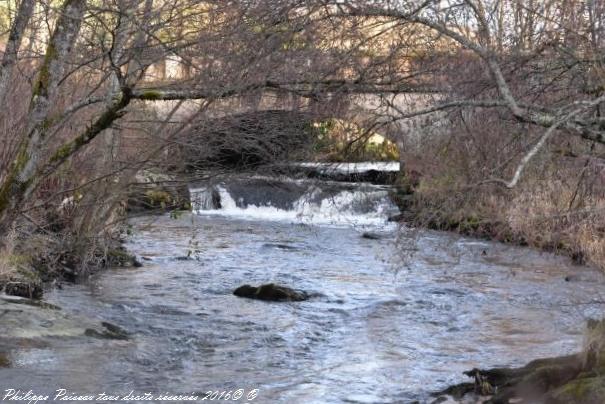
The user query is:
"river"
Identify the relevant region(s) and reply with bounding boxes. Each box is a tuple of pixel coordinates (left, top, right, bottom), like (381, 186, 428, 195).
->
(2, 171, 605, 403)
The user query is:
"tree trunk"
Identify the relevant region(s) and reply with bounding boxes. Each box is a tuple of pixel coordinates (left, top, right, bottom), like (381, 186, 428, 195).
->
(0, 0, 35, 105)
(0, 0, 87, 229)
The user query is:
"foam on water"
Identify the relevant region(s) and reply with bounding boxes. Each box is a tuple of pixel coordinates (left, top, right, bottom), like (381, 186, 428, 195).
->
(191, 185, 397, 228)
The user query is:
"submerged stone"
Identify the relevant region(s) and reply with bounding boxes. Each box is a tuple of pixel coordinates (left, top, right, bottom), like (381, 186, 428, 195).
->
(85, 322, 129, 340)
(0, 296, 60, 311)
(233, 283, 308, 302)
(262, 243, 299, 250)
(0, 297, 122, 340)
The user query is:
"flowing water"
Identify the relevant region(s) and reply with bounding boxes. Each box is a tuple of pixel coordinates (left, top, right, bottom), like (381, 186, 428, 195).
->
(2, 172, 605, 403)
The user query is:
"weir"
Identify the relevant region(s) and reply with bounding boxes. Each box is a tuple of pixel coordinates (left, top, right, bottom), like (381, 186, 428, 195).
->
(190, 174, 400, 227)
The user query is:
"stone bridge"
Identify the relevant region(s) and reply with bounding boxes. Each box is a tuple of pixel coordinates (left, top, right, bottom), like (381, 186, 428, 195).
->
(144, 85, 439, 159)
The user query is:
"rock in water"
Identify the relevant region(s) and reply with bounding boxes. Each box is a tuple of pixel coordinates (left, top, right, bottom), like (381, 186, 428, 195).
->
(4, 282, 43, 299)
(233, 283, 308, 302)
(127, 170, 191, 213)
(361, 232, 383, 240)
(85, 322, 130, 340)
(233, 285, 258, 298)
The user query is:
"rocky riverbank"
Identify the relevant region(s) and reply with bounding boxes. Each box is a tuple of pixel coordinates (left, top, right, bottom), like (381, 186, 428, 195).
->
(0, 294, 129, 353)
(433, 320, 605, 403)
(388, 181, 605, 403)
(0, 243, 141, 301)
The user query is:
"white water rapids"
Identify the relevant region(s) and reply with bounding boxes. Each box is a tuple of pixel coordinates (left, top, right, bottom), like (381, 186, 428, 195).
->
(191, 178, 399, 228)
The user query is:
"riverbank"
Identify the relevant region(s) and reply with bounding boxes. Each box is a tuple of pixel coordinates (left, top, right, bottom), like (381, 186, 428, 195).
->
(0, 293, 129, 347)
(0, 169, 190, 299)
(391, 137, 605, 273)
(391, 177, 604, 270)
(389, 178, 605, 403)
(432, 320, 605, 403)
(0, 238, 141, 300)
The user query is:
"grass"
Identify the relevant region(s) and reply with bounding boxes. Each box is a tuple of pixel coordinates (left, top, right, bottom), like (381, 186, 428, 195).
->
(403, 162, 605, 270)
(0, 229, 20, 282)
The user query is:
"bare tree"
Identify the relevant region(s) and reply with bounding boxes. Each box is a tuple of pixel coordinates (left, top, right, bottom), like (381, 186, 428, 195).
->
(1, 0, 605, 273)
(318, 0, 605, 185)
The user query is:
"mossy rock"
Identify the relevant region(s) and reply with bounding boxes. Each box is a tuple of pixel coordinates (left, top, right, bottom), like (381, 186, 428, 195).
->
(437, 320, 605, 403)
(146, 190, 173, 206)
(106, 248, 142, 268)
(437, 354, 585, 403)
(0, 352, 10, 368)
(127, 170, 191, 214)
(432, 383, 475, 400)
(388, 189, 414, 211)
(5, 254, 32, 267)
(3, 281, 43, 299)
(584, 319, 605, 370)
(546, 376, 605, 404)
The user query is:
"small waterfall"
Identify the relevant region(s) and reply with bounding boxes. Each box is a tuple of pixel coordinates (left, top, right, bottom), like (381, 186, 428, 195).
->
(190, 177, 399, 227)
(216, 186, 237, 209)
(191, 187, 222, 210)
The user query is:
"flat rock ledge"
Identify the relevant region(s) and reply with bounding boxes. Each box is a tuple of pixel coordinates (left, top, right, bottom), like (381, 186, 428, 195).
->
(233, 283, 308, 302)
(0, 295, 130, 342)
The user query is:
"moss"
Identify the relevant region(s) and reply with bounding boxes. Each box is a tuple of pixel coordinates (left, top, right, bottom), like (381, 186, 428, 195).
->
(169, 209, 187, 219)
(106, 248, 131, 261)
(557, 378, 591, 397)
(139, 90, 163, 100)
(550, 376, 605, 402)
(48, 94, 130, 167)
(15, 264, 40, 282)
(32, 42, 56, 99)
(145, 190, 172, 206)
(0, 145, 30, 215)
(106, 249, 140, 268)
(5, 254, 32, 268)
(49, 143, 73, 163)
(14, 142, 29, 172)
(40, 116, 57, 132)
